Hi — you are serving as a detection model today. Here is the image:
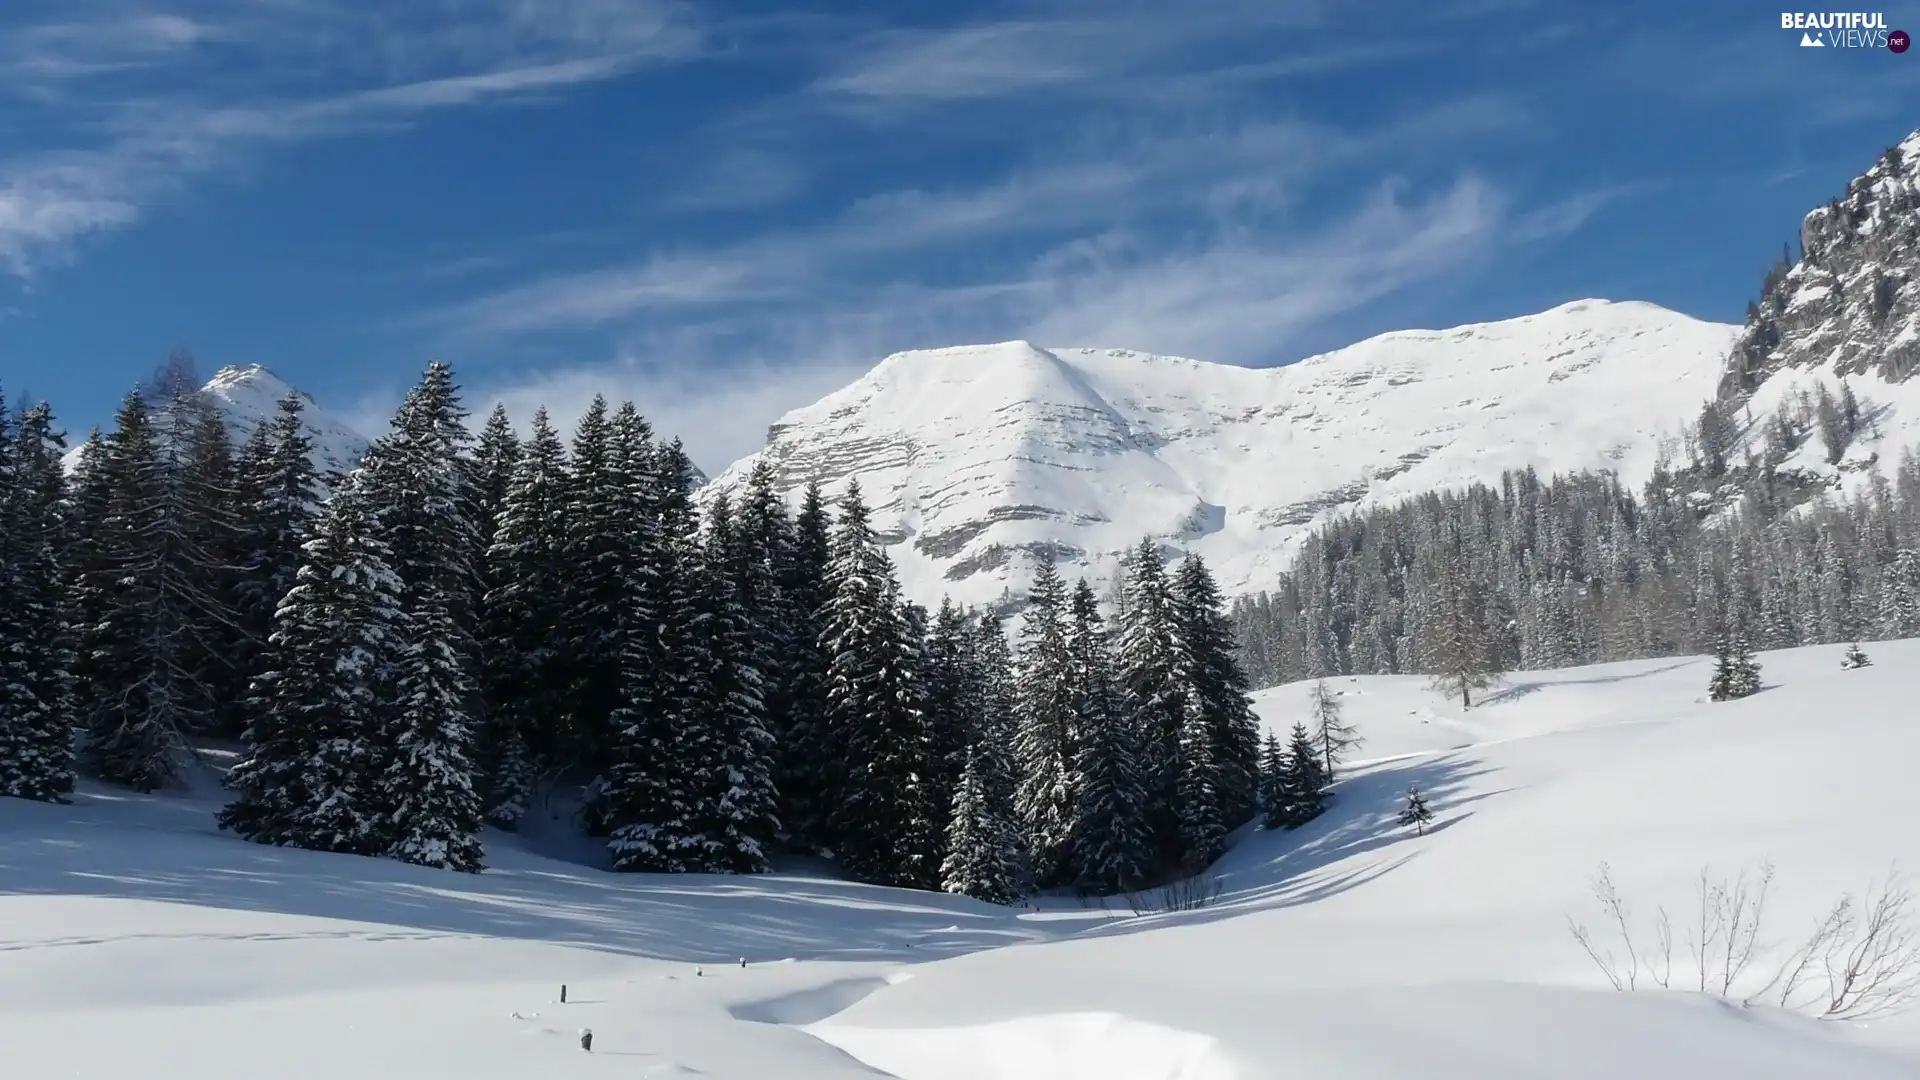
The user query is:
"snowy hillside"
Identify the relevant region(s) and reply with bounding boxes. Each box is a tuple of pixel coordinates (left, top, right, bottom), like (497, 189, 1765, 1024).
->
(7, 639, 1919, 1079)
(60, 364, 370, 478)
(704, 299, 1739, 611)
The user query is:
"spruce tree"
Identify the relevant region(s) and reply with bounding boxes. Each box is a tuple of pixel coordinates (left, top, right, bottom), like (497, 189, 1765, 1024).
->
(480, 407, 569, 825)
(1728, 635, 1762, 698)
(358, 361, 486, 870)
(1111, 538, 1187, 872)
(941, 741, 1025, 904)
(1426, 527, 1500, 708)
(776, 479, 835, 852)
(821, 482, 939, 888)
(1841, 642, 1872, 669)
(555, 396, 634, 775)
(230, 393, 321, 741)
(0, 402, 77, 801)
(676, 493, 781, 873)
(1279, 721, 1329, 827)
(1013, 555, 1078, 886)
(918, 597, 979, 851)
(176, 398, 247, 735)
(1257, 731, 1288, 830)
(75, 390, 212, 790)
(468, 403, 521, 816)
(220, 474, 403, 854)
(1172, 552, 1261, 829)
(1397, 783, 1434, 835)
(1065, 580, 1151, 893)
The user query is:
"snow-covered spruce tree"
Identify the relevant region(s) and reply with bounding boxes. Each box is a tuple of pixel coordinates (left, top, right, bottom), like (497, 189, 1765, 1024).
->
(74, 390, 224, 790)
(1728, 635, 1762, 698)
(941, 740, 1025, 904)
(1309, 678, 1361, 780)
(175, 397, 249, 737)
(775, 479, 836, 853)
(1013, 555, 1078, 887)
(1111, 538, 1188, 874)
(919, 597, 980, 832)
(1257, 731, 1288, 830)
(1397, 783, 1433, 835)
(358, 361, 487, 871)
(480, 406, 570, 826)
(1172, 552, 1261, 828)
(1278, 721, 1329, 828)
(1707, 634, 1739, 702)
(1841, 642, 1871, 670)
(554, 396, 638, 777)
(1066, 578, 1151, 894)
(734, 460, 798, 801)
(600, 412, 694, 870)
(820, 481, 941, 888)
(673, 493, 780, 873)
(229, 393, 321, 742)
(1881, 549, 1920, 638)
(219, 473, 404, 854)
(0, 402, 78, 802)
(468, 403, 522, 819)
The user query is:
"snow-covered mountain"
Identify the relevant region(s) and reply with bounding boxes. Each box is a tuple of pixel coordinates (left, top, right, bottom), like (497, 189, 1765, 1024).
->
(703, 299, 1741, 611)
(62, 364, 371, 478)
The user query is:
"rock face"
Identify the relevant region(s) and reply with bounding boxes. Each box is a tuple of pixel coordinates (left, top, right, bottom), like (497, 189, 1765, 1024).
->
(703, 299, 1740, 611)
(1722, 129, 1920, 396)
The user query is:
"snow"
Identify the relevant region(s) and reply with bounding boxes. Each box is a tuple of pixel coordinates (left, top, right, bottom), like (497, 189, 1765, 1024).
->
(7, 639, 1920, 1079)
(703, 299, 1740, 610)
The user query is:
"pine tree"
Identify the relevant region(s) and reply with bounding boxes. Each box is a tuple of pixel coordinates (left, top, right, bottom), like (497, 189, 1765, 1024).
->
(230, 393, 321, 742)
(1309, 679, 1361, 779)
(219, 474, 403, 854)
(1707, 634, 1739, 702)
(480, 407, 569, 825)
(1257, 731, 1288, 829)
(1841, 642, 1872, 669)
(1728, 635, 1762, 698)
(821, 482, 939, 888)
(1066, 578, 1151, 894)
(1278, 721, 1329, 828)
(776, 479, 835, 852)
(358, 361, 486, 871)
(468, 403, 521, 817)
(0, 402, 78, 801)
(941, 741, 1026, 904)
(1172, 552, 1261, 828)
(75, 390, 219, 790)
(1013, 555, 1077, 887)
(1397, 783, 1433, 835)
(1426, 527, 1501, 708)
(176, 398, 247, 736)
(918, 597, 979, 850)
(1111, 538, 1187, 873)
(676, 493, 781, 873)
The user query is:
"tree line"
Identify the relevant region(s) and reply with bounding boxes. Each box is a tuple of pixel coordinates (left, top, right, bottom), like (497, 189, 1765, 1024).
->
(0, 358, 1308, 903)
(1231, 384, 1920, 691)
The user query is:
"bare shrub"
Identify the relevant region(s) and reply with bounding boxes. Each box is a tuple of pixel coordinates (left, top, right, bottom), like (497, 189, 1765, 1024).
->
(1566, 862, 1920, 1021)
(1124, 874, 1225, 915)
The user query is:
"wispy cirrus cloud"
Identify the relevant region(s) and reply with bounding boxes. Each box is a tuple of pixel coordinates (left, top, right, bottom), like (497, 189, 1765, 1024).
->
(0, 0, 706, 275)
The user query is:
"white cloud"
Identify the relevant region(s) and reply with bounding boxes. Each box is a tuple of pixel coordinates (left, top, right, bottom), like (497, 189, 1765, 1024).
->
(0, 0, 703, 276)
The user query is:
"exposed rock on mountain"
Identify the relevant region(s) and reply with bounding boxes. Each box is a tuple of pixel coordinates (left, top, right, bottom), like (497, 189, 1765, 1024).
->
(704, 300, 1740, 611)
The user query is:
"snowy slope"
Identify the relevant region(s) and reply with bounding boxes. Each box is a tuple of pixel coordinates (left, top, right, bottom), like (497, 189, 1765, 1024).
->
(7, 640, 1919, 1079)
(703, 299, 1739, 611)
(60, 364, 371, 478)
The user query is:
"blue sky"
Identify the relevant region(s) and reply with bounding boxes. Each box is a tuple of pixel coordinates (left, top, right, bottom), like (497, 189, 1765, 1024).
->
(1, 0, 1916, 470)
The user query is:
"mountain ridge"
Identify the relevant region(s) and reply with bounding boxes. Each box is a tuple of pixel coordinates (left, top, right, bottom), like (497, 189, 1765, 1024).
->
(705, 298, 1743, 612)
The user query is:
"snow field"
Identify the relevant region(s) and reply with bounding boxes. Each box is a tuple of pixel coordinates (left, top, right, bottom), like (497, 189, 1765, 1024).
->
(6, 638, 1920, 1078)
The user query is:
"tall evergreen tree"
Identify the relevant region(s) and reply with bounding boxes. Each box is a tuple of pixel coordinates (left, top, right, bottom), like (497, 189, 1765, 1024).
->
(1172, 552, 1261, 827)
(358, 361, 486, 870)
(1112, 539, 1187, 871)
(230, 393, 321, 739)
(1257, 731, 1288, 830)
(555, 396, 633, 774)
(481, 407, 569, 825)
(220, 474, 403, 854)
(1013, 555, 1077, 886)
(1426, 526, 1501, 708)
(1277, 721, 1330, 828)
(776, 479, 835, 852)
(821, 482, 939, 888)
(941, 741, 1026, 904)
(0, 402, 77, 801)
(1065, 579, 1150, 894)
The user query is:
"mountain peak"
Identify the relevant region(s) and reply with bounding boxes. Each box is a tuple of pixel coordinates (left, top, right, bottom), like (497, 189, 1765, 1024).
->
(708, 299, 1740, 612)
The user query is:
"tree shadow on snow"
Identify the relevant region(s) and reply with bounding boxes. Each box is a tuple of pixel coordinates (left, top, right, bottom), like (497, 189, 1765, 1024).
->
(0, 787, 1042, 965)
(1476, 659, 1697, 707)
(1077, 751, 1507, 939)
